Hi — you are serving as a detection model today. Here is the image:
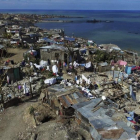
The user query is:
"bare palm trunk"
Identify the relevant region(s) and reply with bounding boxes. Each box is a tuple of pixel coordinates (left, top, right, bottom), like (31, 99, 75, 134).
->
(71, 55, 74, 71)
(1, 93, 4, 104)
(33, 112, 37, 126)
(30, 81, 33, 98)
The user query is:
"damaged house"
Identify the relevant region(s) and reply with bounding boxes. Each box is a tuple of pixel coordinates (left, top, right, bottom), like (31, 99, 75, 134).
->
(40, 45, 68, 63)
(44, 84, 88, 116)
(72, 98, 136, 140)
(0, 66, 22, 83)
(42, 84, 136, 140)
(21, 33, 39, 43)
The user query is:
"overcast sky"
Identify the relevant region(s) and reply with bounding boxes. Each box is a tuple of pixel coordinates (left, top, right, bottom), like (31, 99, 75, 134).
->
(0, 0, 140, 10)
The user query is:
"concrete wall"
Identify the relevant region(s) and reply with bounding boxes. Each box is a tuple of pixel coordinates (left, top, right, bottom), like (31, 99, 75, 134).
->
(98, 65, 111, 72)
(40, 49, 66, 62)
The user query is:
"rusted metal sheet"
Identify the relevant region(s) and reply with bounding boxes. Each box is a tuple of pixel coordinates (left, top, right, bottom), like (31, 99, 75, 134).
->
(69, 94, 74, 100)
(72, 99, 78, 104)
(62, 96, 71, 107)
(76, 92, 83, 98)
(56, 88, 79, 98)
(58, 97, 68, 108)
(75, 118, 81, 125)
(65, 95, 73, 105)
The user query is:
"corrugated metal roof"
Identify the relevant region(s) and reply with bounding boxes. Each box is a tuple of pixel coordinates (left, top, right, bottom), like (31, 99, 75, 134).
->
(72, 98, 78, 104)
(59, 97, 68, 108)
(90, 127, 101, 140)
(69, 94, 74, 100)
(40, 44, 67, 51)
(76, 97, 87, 103)
(64, 37, 75, 42)
(62, 96, 71, 107)
(74, 98, 136, 140)
(59, 92, 87, 108)
(65, 95, 73, 105)
(47, 84, 71, 94)
(72, 99, 94, 110)
(72, 92, 79, 99)
(48, 84, 88, 108)
(56, 88, 79, 98)
(90, 118, 115, 129)
(76, 92, 83, 98)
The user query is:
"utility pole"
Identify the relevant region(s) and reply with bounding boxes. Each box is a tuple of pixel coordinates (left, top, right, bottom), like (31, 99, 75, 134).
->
(111, 66, 115, 79)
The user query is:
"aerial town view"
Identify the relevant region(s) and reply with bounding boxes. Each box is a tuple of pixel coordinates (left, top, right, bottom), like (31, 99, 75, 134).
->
(1, 1, 140, 140)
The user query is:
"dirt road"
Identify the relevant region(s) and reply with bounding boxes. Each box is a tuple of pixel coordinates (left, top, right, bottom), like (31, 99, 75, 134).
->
(0, 101, 32, 140)
(1, 48, 28, 64)
(0, 98, 91, 140)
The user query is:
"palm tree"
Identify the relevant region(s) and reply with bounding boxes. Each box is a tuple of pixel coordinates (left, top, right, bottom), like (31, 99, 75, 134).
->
(0, 55, 8, 104)
(64, 41, 75, 71)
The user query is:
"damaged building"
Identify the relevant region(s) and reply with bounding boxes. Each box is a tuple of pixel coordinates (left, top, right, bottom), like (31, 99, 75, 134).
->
(40, 45, 68, 63)
(0, 66, 23, 83)
(45, 84, 88, 116)
(73, 98, 136, 140)
(42, 83, 136, 140)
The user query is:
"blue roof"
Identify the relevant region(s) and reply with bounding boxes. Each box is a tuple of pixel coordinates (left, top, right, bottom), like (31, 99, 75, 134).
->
(56, 42, 64, 45)
(43, 37, 56, 43)
(64, 37, 75, 42)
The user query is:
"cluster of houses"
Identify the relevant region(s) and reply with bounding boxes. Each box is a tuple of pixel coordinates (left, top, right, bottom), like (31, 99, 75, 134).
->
(1, 13, 140, 140)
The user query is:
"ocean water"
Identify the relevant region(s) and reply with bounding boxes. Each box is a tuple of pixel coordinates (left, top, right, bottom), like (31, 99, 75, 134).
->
(1, 10, 140, 52)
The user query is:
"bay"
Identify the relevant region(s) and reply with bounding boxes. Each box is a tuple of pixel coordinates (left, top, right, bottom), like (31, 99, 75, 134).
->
(0, 10, 140, 52)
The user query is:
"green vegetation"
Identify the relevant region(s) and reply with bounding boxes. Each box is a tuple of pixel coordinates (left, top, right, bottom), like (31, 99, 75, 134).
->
(23, 53, 36, 63)
(93, 50, 119, 63)
(47, 71, 54, 78)
(3, 33, 12, 39)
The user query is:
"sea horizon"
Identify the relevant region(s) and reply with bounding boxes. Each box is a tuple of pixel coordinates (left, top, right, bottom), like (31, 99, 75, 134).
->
(1, 9, 140, 11)
(1, 9, 140, 52)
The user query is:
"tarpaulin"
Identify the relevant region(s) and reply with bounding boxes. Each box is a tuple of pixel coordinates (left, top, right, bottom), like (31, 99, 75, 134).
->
(85, 62, 91, 68)
(40, 60, 48, 67)
(34, 64, 42, 69)
(131, 66, 140, 71)
(127, 67, 132, 75)
(14, 68, 20, 80)
(117, 60, 127, 66)
(44, 78, 56, 85)
(82, 74, 88, 82)
(52, 65, 58, 74)
(80, 49, 86, 54)
(79, 64, 85, 67)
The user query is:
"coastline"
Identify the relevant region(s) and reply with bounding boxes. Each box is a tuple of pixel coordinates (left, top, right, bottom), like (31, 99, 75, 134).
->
(1, 10, 140, 52)
(33, 10, 140, 52)
(0, 10, 140, 140)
